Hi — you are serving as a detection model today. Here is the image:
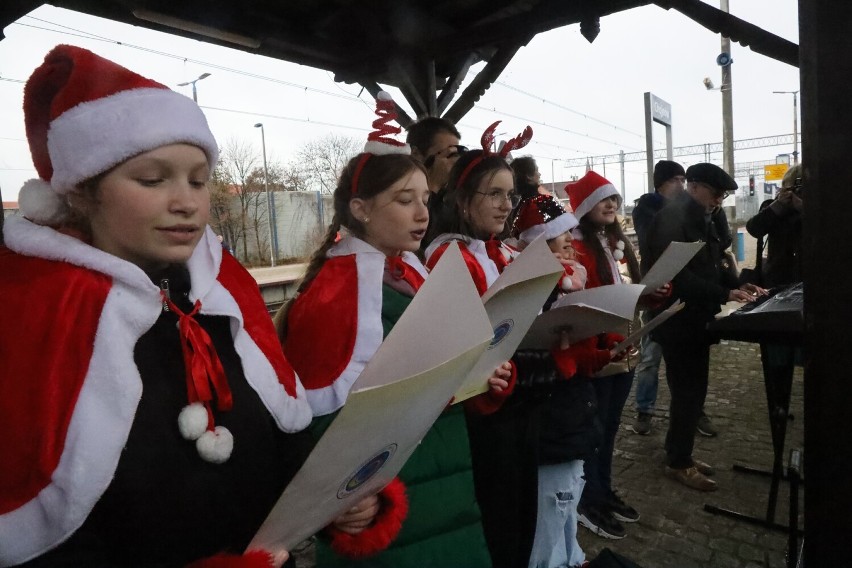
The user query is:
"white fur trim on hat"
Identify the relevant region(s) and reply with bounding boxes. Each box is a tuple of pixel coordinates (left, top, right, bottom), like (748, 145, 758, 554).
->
(518, 211, 579, 244)
(18, 178, 69, 224)
(47, 87, 219, 193)
(364, 139, 411, 155)
(572, 182, 620, 221)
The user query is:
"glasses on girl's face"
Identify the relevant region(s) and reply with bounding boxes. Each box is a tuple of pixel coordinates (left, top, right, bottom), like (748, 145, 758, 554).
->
(475, 189, 521, 209)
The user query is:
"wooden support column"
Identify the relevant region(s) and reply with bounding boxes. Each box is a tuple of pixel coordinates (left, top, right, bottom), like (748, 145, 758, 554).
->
(800, 1, 852, 563)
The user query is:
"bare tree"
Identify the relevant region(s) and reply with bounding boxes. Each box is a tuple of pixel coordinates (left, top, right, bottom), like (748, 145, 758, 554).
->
(215, 137, 269, 263)
(278, 161, 312, 192)
(296, 134, 361, 193)
(208, 166, 240, 253)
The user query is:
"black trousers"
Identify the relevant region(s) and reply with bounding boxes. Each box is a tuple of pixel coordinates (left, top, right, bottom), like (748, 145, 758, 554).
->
(658, 329, 711, 469)
(582, 371, 634, 506)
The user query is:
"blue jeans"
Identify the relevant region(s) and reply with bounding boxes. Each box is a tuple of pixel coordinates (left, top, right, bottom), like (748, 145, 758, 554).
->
(528, 461, 586, 568)
(634, 330, 663, 415)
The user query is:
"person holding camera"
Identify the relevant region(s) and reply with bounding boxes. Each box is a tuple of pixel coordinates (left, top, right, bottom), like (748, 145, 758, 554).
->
(745, 164, 804, 288)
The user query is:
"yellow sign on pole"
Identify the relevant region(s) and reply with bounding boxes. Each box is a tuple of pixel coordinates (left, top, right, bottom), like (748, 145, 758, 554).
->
(764, 164, 789, 181)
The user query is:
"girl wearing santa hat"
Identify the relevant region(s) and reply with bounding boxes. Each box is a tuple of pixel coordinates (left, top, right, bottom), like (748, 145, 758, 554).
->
(0, 45, 377, 568)
(511, 194, 618, 568)
(276, 95, 513, 568)
(565, 171, 671, 541)
(423, 126, 611, 568)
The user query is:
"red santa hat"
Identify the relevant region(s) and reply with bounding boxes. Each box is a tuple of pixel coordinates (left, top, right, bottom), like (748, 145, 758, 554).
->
(565, 170, 621, 221)
(19, 44, 219, 223)
(512, 194, 578, 244)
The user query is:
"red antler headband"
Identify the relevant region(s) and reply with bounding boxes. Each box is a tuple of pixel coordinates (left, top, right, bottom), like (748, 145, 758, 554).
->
(351, 91, 410, 196)
(455, 120, 533, 189)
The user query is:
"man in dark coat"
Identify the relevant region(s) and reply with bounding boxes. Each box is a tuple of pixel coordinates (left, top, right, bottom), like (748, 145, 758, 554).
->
(630, 160, 686, 436)
(642, 163, 763, 491)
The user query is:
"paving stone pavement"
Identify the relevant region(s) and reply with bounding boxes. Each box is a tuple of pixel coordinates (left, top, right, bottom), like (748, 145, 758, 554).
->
(577, 225, 805, 568)
(576, 340, 805, 568)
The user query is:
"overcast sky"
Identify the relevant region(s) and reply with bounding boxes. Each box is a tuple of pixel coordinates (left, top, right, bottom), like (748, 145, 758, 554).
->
(0, 1, 799, 204)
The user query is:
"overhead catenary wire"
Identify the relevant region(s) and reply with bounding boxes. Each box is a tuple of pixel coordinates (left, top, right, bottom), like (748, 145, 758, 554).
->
(14, 17, 649, 155)
(9, 14, 678, 171)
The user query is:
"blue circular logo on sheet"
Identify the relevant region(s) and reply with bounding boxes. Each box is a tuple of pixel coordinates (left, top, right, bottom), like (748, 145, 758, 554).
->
(489, 319, 514, 350)
(338, 443, 398, 498)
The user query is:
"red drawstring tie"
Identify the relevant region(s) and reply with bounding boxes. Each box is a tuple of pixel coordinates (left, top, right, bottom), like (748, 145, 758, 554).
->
(386, 256, 425, 291)
(484, 237, 510, 273)
(163, 292, 235, 463)
(164, 293, 233, 415)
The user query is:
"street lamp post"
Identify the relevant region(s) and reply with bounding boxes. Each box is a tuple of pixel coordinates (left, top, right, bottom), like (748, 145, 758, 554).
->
(254, 123, 278, 266)
(773, 90, 799, 165)
(720, 0, 734, 177)
(177, 72, 211, 102)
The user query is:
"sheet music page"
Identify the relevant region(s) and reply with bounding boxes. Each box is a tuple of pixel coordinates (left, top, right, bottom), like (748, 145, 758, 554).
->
(248, 243, 493, 555)
(640, 241, 705, 292)
(611, 300, 684, 355)
(453, 235, 563, 402)
(520, 284, 645, 349)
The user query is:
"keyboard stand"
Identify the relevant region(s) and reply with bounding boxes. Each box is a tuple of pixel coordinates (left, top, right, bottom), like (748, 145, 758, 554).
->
(704, 341, 804, 535)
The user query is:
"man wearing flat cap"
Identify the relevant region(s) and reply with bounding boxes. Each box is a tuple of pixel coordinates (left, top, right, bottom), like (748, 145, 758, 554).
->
(642, 163, 764, 492)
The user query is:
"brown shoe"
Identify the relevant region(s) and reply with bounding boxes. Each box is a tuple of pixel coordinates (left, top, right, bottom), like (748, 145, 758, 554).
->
(692, 458, 716, 476)
(665, 466, 718, 492)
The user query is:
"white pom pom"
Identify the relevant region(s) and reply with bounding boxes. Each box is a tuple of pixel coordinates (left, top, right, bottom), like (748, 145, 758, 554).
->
(615, 240, 625, 250)
(377, 91, 393, 101)
(613, 249, 624, 261)
(177, 402, 208, 441)
(18, 179, 68, 225)
(196, 426, 233, 464)
(561, 275, 574, 292)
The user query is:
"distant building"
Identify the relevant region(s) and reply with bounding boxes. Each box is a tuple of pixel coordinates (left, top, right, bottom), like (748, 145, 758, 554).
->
(3, 201, 18, 219)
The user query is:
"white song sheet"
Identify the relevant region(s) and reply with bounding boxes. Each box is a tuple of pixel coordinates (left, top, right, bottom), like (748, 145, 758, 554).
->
(519, 283, 646, 349)
(248, 243, 493, 555)
(452, 236, 564, 402)
(640, 241, 705, 293)
(610, 300, 685, 355)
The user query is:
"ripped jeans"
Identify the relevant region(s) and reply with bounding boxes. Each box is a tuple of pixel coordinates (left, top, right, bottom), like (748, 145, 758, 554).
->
(528, 460, 586, 568)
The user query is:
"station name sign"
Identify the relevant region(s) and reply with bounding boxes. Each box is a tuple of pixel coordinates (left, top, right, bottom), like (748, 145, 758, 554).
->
(649, 93, 672, 126)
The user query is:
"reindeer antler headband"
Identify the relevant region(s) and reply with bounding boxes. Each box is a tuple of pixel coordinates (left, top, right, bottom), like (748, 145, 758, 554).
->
(351, 91, 410, 196)
(454, 120, 533, 189)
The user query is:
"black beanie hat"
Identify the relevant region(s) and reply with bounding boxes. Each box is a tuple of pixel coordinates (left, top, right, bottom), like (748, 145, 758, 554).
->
(653, 160, 686, 189)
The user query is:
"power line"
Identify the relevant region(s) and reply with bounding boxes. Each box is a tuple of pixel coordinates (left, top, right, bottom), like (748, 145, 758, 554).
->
(15, 19, 364, 103)
(13, 18, 661, 157)
(494, 81, 646, 139)
(200, 105, 367, 132)
(562, 134, 797, 167)
(472, 104, 647, 152)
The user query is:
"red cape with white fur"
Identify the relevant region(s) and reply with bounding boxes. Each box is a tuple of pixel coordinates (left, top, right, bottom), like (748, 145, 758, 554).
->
(0, 217, 312, 566)
(284, 236, 427, 417)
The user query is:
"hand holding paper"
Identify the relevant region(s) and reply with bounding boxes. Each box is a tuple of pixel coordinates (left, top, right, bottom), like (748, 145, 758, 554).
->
(520, 283, 646, 349)
(248, 244, 493, 554)
(451, 235, 563, 402)
(610, 300, 685, 356)
(640, 241, 704, 293)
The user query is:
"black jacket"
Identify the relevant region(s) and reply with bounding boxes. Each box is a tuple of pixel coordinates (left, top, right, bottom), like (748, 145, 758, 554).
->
(643, 192, 739, 334)
(745, 198, 803, 288)
(632, 192, 666, 258)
